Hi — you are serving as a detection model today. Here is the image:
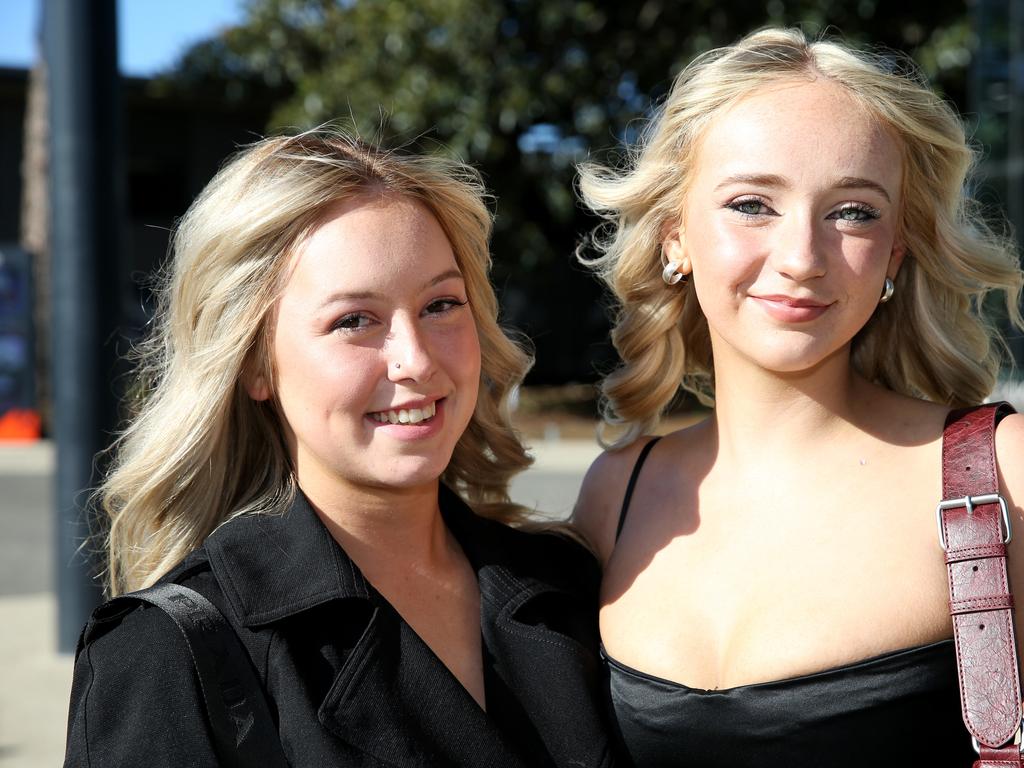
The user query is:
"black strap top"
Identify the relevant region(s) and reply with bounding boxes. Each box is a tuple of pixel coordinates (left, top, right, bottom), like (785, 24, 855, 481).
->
(615, 437, 662, 540)
(604, 438, 974, 767)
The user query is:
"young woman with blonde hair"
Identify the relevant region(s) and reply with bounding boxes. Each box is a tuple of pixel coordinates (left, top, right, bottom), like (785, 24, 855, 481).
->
(64, 130, 613, 768)
(575, 28, 1024, 766)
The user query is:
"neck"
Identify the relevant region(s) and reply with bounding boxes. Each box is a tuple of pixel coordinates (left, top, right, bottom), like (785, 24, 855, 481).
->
(709, 342, 871, 464)
(303, 479, 456, 583)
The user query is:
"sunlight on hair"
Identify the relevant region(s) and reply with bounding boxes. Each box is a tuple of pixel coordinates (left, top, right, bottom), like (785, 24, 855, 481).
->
(99, 127, 534, 595)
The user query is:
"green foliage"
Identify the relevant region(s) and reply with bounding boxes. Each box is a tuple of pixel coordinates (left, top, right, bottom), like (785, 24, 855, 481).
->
(167, 0, 974, 382)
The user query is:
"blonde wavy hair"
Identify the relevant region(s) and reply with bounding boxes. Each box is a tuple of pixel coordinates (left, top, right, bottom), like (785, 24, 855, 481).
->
(102, 129, 533, 595)
(579, 27, 1024, 447)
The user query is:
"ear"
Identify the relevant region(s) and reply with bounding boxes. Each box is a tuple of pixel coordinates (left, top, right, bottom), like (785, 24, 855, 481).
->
(243, 372, 270, 402)
(661, 220, 691, 275)
(242, 357, 272, 402)
(887, 239, 907, 280)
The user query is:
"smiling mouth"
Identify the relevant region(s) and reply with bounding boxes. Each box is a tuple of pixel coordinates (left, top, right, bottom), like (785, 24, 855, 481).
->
(750, 295, 832, 323)
(753, 295, 829, 308)
(368, 400, 438, 425)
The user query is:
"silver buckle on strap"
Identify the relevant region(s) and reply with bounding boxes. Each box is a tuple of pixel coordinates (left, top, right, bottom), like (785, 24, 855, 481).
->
(971, 724, 1024, 755)
(936, 493, 1011, 551)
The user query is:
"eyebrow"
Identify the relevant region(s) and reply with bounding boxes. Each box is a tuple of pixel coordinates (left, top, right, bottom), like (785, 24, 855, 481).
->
(714, 173, 893, 203)
(833, 176, 893, 203)
(316, 268, 465, 308)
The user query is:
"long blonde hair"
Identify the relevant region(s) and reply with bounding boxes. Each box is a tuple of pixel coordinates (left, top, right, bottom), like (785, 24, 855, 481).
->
(578, 27, 1024, 447)
(102, 130, 533, 595)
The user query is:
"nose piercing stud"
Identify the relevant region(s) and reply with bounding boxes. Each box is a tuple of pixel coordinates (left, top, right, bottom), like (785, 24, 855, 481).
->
(394, 363, 401, 370)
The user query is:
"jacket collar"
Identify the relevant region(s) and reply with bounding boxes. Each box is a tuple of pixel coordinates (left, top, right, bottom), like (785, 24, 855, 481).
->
(203, 484, 567, 628)
(203, 484, 610, 768)
(203, 489, 371, 626)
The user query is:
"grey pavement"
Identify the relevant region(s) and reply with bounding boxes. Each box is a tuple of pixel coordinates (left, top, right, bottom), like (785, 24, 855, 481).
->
(0, 436, 601, 768)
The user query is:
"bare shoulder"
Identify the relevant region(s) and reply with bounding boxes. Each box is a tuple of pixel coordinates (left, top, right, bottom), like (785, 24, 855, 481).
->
(862, 384, 949, 444)
(571, 437, 660, 568)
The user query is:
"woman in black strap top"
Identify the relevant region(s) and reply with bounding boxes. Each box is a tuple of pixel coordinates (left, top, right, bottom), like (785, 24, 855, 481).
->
(573, 28, 1024, 767)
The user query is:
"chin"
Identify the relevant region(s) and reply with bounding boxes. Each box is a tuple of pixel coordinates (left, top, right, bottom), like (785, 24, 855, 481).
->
(750, 340, 848, 375)
(373, 453, 455, 491)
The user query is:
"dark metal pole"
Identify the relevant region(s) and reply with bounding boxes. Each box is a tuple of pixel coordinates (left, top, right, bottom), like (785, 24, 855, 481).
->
(45, 0, 123, 652)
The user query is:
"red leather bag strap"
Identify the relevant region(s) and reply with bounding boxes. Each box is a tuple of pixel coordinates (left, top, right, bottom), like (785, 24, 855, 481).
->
(939, 402, 1022, 767)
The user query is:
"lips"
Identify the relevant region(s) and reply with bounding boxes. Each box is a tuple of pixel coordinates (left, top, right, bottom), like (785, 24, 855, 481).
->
(750, 294, 832, 322)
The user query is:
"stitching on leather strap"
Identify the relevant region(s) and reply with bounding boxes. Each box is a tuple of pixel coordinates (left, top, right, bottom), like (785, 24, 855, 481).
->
(949, 595, 1014, 614)
(946, 543, 1008, 563)
(943, 403, 1022, 749)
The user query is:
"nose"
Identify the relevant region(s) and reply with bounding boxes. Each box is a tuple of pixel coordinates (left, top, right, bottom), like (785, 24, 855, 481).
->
(769, 211, 827, 282)
(386, 316, 437, 382)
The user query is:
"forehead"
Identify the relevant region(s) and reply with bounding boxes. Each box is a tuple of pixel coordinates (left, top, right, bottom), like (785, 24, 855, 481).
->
(273, 192, 463, 315)
(292, 193, 456, 278)
(307, 193, 446, 255)
(690, 78, 903, 198)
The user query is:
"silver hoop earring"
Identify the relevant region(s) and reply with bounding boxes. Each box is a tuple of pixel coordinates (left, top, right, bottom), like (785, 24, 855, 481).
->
(879, 276, 895, 304)
(662, 261, 684, 285)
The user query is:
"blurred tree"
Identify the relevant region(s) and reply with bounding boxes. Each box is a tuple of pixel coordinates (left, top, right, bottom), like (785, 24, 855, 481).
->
(161, 0, 974, 384)
(971, 0, 1024, 365)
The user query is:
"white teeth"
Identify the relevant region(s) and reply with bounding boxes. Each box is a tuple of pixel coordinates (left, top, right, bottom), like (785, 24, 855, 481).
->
(371, 401, 437, 425)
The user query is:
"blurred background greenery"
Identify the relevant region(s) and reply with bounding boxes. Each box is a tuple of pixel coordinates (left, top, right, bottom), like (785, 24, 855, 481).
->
(146, 0, 1021, 389)
(7, 0, 1022, 430)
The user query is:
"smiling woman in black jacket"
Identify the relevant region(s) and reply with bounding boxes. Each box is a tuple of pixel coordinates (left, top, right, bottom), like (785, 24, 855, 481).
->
(64, 130, 612, 768)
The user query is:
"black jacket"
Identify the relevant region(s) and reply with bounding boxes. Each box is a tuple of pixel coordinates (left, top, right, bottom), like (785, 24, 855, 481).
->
(64, 486, 614, 767)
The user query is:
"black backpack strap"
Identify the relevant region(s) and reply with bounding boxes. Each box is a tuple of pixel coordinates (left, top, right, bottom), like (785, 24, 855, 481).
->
(80, 583, 289, 767)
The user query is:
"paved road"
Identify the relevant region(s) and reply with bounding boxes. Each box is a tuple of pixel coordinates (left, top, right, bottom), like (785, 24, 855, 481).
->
(1, 473, 51, 597)
(0, 437, 601, 768)
(0, 442, 63, 768)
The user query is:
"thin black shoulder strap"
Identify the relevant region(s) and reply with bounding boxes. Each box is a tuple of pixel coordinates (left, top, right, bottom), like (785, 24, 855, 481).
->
(616, 437, 662, 542)
(80, 583, 289, 768)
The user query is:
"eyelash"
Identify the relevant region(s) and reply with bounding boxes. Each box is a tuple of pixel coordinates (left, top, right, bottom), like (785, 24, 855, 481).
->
(424, 297, 468, 316)
(826, 203, 881, 223)
(330, 298, 468, 333)
(331, 313, 374, 332)
(725, 197, 881, 223)
(726, 197, 773, 219)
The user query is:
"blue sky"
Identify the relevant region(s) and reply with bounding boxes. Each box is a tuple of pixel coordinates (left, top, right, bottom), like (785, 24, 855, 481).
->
(0, 0, 245, 75)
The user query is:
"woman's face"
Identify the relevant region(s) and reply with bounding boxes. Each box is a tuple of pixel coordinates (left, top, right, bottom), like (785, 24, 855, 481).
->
(666, 78, 906, 377)
(251, 194, 481, 500)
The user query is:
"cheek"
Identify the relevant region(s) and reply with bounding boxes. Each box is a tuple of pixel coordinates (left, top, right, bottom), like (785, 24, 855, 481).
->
(273, 335, 379, 422)
(831, 236, 894, 294)
(453, 323, 482, 386)
(688, 220, 764, 285)
(437, 319, 482, 402)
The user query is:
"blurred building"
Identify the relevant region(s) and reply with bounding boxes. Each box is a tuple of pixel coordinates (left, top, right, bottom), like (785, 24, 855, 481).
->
(0, 65, 273, 432)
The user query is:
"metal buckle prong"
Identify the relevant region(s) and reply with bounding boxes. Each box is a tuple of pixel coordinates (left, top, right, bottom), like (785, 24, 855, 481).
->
(936, 493, 1011, 551)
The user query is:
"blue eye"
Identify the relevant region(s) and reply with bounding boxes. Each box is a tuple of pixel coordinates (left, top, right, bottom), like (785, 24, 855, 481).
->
(727, 198, 775, 217)
(828, 204, 880, 222)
